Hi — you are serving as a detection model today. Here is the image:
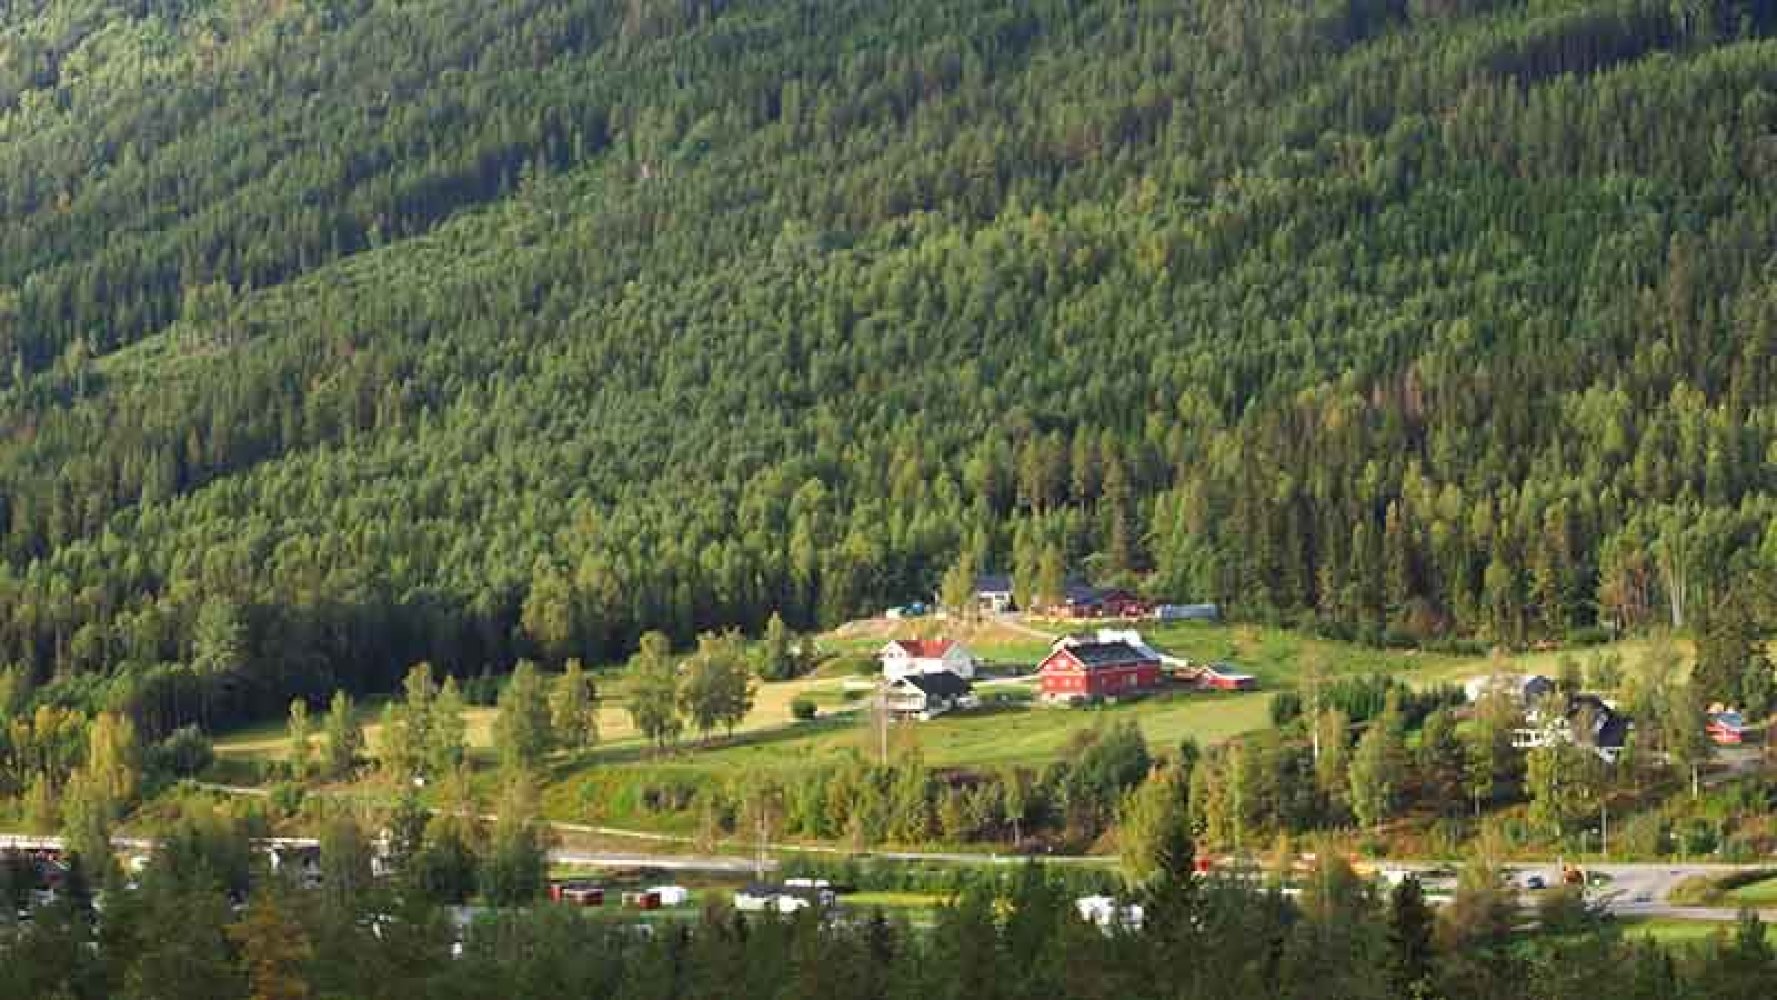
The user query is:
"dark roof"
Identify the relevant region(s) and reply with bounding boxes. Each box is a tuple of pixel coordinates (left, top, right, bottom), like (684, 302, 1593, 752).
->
(1060, 641, 1155, 669)
(1568, 695, 1629, 750)
(1063, 581, 1107, 604)
(897, 671, 974, 699)
(1062, 581, 1137, 605)
(975, 574, 1013, 594)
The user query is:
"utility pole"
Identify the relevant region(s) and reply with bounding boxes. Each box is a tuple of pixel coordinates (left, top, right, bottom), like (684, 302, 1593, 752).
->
(755, 810, 768, 882)
(1304, 653, 1324, 763)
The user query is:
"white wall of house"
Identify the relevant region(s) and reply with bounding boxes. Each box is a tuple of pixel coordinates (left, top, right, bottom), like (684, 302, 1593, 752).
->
(882, 684, 932, 716)
(977, 590, 1014, 614)
(879, 641, 976, 679)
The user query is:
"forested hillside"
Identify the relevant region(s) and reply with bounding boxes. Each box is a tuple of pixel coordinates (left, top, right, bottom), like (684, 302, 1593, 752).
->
(1, 0, 1776, 734)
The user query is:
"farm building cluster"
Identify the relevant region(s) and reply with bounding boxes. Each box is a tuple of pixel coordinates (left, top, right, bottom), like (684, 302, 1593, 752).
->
(964, 574, 1218, 622)
(1466, 672, 1636, 762)
(1036, 631, 1253, 705)
(873, 628, 1255, 718)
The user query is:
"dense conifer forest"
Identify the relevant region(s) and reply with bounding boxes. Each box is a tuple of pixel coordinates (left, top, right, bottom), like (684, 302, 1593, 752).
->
(0, 0, 1775, 736)
(7, 805, 1777, 1000)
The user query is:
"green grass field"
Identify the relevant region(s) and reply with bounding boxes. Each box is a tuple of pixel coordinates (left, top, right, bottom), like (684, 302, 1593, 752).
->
(1620, 917, 1764, 946)
(214, 672, 864, 762)
(576, 690, 1274, 778)
(205, 620, 1684, 844)
(1725, 876, 1777, 906)
(213, 620, 1676, 766)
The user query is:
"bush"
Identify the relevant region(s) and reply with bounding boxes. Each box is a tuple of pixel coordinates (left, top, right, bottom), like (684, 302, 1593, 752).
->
(790, 696, 818, 721)
(1270, 691, 1303, 726)
(268, 781, 306, 819)
(1614, 811, 1670, 859)
(463, 672, 503, 706)
(1424, 638, 1489, 657)
(1586, 651, 1624, 691)
(1567, 626, 1612, 647)
(1666, 869, 1777, 905)
(1379, 629, 1422, 650)
(147, 725, 214, 783)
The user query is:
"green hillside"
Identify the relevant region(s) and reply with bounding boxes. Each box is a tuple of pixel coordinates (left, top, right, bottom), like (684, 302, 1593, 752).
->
(0, 0, 1776, 739)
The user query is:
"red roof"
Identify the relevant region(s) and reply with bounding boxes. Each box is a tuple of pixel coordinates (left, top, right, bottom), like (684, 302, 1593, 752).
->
(889, 638, 957, 659)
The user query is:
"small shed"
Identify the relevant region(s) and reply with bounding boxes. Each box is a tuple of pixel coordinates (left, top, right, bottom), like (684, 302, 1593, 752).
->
(1153, 603, 1220, 622)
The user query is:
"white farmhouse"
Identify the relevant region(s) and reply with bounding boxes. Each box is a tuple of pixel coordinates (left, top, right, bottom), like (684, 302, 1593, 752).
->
(879, 638, 977, 680)
(1075, 895, 1145, 931)
(1463, 673, 1555, 705)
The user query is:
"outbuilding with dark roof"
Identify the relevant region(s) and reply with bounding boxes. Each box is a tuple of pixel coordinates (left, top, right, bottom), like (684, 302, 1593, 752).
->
(882, 670, 978, 720)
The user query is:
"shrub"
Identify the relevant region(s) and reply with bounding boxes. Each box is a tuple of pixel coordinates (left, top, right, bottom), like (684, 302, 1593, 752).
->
(1380, 629, 1422, 650)
(147, 725, 214, 783)
(268, 781, 306, 819)
(1424, 638, 1489, 657)
(1270, 691, 1303, 726)
(1567, 626, 1612, 647)
(1666, 869, 1777, 905)
(790, 696, 818, 721)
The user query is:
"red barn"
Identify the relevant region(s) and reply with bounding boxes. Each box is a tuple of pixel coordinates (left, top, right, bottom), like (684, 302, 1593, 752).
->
(1039, 641, 1161, 703)
(1054, 584, 1149, 620)
(1197, 663, 1257, 692)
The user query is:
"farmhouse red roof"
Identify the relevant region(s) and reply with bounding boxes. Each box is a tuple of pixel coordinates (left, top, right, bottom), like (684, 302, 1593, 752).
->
(890, 638, 957, 658)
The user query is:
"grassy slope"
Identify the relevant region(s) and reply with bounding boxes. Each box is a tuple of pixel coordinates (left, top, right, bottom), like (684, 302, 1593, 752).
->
(215, 673, 851, 760)
(1620, 917, 1768, 946)
(221, 619, 1611, 762)
(585, 693, 1276, 777)
(207, 623, 1690, 838)
(532, 627, 1680, 831)
(1725, 876, 1777, 906)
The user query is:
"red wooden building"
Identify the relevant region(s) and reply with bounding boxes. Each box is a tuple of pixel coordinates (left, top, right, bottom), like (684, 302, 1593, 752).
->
(1038, 641, 1162, 703)
(1707, 710, 1747, 745)
(1196, 663, 1257, 691)
(1054, 584, 1150, 620)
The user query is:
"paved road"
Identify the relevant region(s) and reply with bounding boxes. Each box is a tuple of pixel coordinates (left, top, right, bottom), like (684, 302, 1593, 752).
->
(185, 784, 1772, 885)
(1371, 859, 1777, 919)
(11, 828, 1777, 920)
